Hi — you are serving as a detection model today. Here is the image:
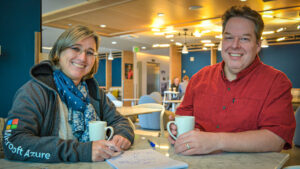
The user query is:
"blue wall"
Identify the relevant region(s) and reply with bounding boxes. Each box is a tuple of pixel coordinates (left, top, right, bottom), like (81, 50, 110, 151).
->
(181, 51, 210, 78)
(94, 59, 106, 86)
(260, 44, 300, 88)
(0, 1, 41, 117)
(181, 44, 300, 88)
(112, 58, 122, 86)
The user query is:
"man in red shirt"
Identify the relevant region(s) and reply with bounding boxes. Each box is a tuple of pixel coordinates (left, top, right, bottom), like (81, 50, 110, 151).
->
(168, 5, 296, 155)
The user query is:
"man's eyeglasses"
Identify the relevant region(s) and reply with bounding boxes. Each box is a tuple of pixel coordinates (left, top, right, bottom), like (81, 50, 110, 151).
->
(68, 45, 98, 57)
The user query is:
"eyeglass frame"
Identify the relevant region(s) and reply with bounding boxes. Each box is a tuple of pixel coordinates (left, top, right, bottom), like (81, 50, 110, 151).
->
(67, 44, 99, 58)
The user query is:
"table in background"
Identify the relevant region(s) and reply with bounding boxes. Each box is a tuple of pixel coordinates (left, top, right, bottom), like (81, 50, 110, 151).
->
(0, 135, 289, 169)
(117, 106, 162, 130)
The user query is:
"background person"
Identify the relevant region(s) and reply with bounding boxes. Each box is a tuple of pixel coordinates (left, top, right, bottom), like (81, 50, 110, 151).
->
(168, 6, 295, 155)
(179, 75, 189, 98)
(2, 25, 134, 162)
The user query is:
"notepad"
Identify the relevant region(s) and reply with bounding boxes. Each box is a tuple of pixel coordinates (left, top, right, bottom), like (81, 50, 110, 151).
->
(106, 149, 188, 169)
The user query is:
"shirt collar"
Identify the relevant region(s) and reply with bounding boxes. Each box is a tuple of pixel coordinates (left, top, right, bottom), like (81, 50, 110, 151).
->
(220, 55, 262, 82)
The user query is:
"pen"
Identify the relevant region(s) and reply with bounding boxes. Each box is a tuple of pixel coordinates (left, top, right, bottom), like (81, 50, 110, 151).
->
(147, 139, 156, 149)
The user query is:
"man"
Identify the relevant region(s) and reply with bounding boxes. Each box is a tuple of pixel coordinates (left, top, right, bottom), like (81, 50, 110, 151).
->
(168, 6, 296, 155)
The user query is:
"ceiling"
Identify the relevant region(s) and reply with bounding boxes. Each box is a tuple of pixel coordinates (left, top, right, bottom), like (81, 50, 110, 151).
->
(42, 0, 300, 54)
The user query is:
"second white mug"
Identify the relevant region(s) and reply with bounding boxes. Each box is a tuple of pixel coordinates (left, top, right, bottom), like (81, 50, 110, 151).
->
(89, 121, 114, 141)
(167, 116, 195, 140)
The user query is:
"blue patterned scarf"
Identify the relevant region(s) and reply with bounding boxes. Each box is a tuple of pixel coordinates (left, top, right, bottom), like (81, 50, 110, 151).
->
(53, 70, 99, 142)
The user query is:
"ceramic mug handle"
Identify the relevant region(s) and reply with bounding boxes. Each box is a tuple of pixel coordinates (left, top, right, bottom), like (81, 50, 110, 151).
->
(105, 126, 114, 141)
(167, 121, 177, 140)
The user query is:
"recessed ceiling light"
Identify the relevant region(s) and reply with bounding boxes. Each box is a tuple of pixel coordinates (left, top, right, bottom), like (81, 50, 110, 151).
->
(112, 41, 117, 44)
(276, 27, 286, 32)
(170, 39, 174, 42)
(189, 6, 202, 10)
(100, 24, 106, 28)
(240, 0, 247, 2)
(68, 23, 72, 26)
(201, 40, 211, 43)
(297, 25, 300, 30)
(276, 37, 285, 41)
(157, 13, 164, 17)
(262, 31, 275, 35)
(141, 46, 146, 49)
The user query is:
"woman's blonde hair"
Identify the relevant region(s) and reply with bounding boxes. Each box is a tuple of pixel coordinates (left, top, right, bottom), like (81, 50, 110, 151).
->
(49, 25, 100, 80)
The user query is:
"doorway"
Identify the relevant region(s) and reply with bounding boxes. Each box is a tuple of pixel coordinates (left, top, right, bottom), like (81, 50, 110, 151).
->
(146, 62, 160, 94)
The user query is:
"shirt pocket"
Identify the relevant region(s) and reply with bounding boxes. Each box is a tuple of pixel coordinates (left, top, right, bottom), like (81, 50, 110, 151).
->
(225, 97, 260, 131)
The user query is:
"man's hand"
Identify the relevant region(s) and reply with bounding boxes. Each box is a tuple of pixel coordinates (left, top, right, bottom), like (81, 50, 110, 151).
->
(167, 115, 177, 144)
(92, 140, 120, 162)
(174, 129, 221, 155)
(111, 135, 131, 150)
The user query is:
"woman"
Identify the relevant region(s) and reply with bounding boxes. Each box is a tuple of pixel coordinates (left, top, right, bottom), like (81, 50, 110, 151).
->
(2, 25, 134, 162)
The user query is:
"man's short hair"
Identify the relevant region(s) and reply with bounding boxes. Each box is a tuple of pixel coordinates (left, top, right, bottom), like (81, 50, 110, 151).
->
(222, 5, 264, 42)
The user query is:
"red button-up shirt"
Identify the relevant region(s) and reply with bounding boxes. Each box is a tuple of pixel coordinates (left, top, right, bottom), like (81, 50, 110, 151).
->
(176, 56, 296, 149)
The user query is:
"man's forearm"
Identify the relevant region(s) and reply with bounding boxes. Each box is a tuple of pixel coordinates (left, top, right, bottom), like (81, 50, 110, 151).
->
(217, 129, 285, 152)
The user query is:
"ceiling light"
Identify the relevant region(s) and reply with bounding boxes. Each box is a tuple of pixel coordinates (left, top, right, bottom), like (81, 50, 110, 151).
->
(157, 13, 164, 17)
(201, 40, 211, 43)
(297, 25, 300, 30)
(203, 47, 208, 50)
(263, 11, 274, 14)
(194, 30, 202, 37)
(175, 42, 182, 46)
(141, 46, 146, 50)
(170, 39, 174, 42)
(112, 41, 117, 44)
(165, 34, 174, 38)
(152, 44, 159, 48)
(261, 39, 269, 48)
(215, 34, 222, 39)
(68, 23, 72, 26)
(240, 0, 247, 1)
(152, 18, 164, 28)
(262, 15, 274, 18)
(201, 30, 211, 34)
(42, 46, 52, 50)
(108, 50, 114, 60)
(182, 44, 188, 54)
(182, 29, 189, 54)
(159, 44, 170, 47)
(262, 31, 275, 35)
(276, 27, 285, 32)
(276, 37, 285, 41)
(204, 43, 215, 47)
(100, 24, 106, 28)
(152, 28, 160, 32)
(154, 32, 164, 35)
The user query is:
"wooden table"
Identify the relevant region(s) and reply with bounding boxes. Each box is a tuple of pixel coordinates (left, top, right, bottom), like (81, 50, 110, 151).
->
(117, 106, 162, 131)
(0, 135, 290, 169)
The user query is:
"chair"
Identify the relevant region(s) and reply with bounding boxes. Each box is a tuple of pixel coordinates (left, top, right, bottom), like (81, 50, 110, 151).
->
(294, 107, 300, 146)
(137, 95, 164, 130)
(106, 92, 123, 107)
(136, 102, 165, 137)
(149, 92, 162, 104)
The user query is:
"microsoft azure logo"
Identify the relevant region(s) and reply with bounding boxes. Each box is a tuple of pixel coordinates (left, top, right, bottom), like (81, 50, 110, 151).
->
(6, 119, 19, 130)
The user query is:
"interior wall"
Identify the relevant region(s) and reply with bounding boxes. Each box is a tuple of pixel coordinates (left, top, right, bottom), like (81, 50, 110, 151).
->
(94, 58, 106, 86)
(0, 0, 41, 117)
(137, 52, 169, 97)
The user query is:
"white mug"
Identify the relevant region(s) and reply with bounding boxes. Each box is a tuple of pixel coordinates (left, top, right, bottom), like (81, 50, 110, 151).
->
(167, 116, 195, 140)
(89, 121, 114, 141)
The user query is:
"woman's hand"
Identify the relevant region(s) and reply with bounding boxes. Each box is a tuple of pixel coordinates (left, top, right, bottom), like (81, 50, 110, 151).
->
(111, 135, 131, 150)
(92, 140, 121, 162)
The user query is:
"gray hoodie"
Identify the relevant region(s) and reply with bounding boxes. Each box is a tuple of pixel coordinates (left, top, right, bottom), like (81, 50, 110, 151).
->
(2, 60, 134, 162)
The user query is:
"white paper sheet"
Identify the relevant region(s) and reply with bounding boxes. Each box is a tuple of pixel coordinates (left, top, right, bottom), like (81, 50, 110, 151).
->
(106, 149, 188, 169)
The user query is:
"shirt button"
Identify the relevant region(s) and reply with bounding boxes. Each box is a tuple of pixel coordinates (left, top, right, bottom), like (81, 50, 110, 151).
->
(216, 125, 219, 129)
(222, 106, 226, 110)
(227, 87, 230, 91)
